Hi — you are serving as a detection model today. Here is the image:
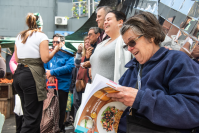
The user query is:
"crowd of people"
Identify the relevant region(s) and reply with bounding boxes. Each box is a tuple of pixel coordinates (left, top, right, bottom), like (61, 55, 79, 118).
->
(0, 5, 199, 133)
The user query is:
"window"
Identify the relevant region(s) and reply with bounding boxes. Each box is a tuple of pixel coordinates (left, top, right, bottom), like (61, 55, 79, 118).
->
(72, 0, 101, 17)
(93, 0, 101, 12)
(72, 0, 88, 17)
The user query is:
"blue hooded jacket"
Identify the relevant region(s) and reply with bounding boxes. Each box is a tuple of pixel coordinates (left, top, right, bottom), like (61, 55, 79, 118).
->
(44, 46, 75, 92)
(118, 47, 199, 133)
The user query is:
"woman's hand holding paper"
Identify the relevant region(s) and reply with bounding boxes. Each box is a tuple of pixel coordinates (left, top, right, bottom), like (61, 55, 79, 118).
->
(106, 86, 138, 107)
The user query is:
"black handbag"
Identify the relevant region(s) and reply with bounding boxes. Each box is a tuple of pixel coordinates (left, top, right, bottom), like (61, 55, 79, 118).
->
(126, 108, 180, 133)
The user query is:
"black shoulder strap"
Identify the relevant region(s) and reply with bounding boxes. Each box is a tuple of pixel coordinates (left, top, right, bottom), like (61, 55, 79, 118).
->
(132, 64, 144, 115)
(135, 64, 144, 89)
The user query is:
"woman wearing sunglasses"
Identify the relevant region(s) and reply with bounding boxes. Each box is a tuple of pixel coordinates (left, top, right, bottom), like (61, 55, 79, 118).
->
(107, 12, 199, 133)
(90, 10, 132, 83)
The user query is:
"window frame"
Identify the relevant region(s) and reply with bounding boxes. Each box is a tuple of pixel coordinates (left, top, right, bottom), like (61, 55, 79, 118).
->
(72, 0, 87, 17)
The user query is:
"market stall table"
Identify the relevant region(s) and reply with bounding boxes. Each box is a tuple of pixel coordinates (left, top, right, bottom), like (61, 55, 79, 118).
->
(0, 83, 14, 119)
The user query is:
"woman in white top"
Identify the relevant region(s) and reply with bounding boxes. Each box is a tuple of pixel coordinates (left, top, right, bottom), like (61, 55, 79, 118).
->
(90, 11, 132, 83)
(13, 13, 59, 133)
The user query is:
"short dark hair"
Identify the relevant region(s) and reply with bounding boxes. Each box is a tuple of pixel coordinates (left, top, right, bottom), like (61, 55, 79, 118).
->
(89, 27, 101, 34)
(53, 33, 65, 42)
(107, 10, 126, 22)
(121, 11, 165, 46)
(96, 6, 112, 15)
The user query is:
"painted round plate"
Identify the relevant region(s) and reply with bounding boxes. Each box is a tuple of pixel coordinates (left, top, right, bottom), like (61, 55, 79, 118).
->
(80, 116, 95, 130)
(96, 102, 127, 133)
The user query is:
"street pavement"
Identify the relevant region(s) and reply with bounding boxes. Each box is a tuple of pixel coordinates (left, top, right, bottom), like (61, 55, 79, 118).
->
(1, 115, 75, 133)
(2, 115, 15, 133)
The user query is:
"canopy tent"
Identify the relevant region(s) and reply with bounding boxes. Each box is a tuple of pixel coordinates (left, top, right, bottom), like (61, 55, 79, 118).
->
(64, 0, 148, 41)
(0, 37, 82, 54)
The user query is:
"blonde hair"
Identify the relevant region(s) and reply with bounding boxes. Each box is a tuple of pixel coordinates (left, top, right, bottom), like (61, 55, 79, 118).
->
(82, 36, 89, 57)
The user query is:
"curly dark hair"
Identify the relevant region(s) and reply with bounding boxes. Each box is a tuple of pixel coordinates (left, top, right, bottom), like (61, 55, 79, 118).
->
(53, 33, 65, 42)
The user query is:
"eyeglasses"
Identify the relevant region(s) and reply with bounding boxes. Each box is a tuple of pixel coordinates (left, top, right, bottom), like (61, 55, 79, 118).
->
(88, 33, 94, 37)
(123, 35, 143, 50)
(52, 41, 60, 44)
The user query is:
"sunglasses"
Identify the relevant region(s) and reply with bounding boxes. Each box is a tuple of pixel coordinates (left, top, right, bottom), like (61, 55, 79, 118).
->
(52, 41, 60, 44)
(123, 35, 143, 50)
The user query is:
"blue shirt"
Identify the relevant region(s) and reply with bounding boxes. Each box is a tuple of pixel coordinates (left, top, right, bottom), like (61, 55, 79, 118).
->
(44, 46, 75, 92)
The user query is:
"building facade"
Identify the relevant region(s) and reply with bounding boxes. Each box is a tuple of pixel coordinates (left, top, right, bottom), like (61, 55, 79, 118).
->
(0, 0, 100, 38)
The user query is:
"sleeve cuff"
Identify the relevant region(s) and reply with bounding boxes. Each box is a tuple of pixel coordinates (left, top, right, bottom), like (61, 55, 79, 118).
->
(75, 59, 81, 65)
(132, 90, 144, 110)
(76, 53, 82, 58)
(50, 70, 54, 76)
